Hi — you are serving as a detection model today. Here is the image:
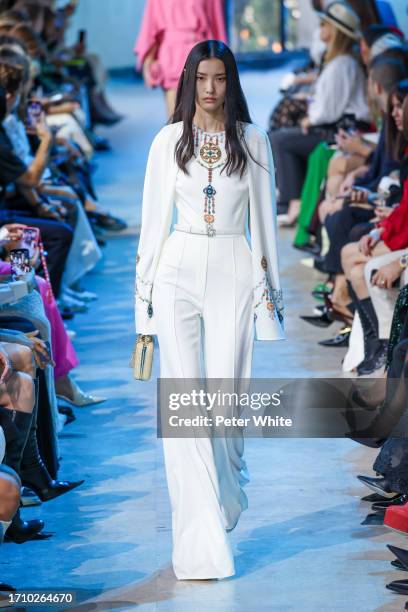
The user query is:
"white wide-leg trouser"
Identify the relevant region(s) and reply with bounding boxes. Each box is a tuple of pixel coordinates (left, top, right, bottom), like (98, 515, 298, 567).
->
(152, 228, 254, 580)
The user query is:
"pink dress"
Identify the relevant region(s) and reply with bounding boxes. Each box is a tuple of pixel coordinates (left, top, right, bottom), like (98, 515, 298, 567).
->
(0, 262, 79, 380)
(134, 0, 228, 90)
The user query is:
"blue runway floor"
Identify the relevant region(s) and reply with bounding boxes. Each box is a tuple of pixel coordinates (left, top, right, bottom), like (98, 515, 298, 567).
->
(1, 75, 405, 611)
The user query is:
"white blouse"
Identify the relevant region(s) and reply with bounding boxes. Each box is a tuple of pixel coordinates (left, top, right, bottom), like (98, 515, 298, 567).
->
(135, 121, 285, 341)
(308, 54, 370, 126)
(174, 125, 249, 234)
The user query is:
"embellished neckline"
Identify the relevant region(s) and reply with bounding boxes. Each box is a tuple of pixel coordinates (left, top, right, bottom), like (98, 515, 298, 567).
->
(192, 123, 225, 135)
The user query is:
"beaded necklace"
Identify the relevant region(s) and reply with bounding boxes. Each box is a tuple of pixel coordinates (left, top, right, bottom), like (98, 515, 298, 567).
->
(193, 124, 227, 237)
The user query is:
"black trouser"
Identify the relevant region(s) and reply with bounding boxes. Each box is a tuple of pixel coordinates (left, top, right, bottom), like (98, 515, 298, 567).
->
(268, 127, 327, 204)
(0, 210, 73, 298)
(324, 206, 375, 274)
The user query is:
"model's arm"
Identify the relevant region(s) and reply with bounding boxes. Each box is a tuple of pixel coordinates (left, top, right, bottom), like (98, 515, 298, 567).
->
(135, 129, 174, 335)
(134, 0, 161, 71)
(247, 127, 285, 341)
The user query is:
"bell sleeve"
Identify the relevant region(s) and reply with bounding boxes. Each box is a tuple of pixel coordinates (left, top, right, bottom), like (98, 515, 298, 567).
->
(134, 0, 162, 70)
(135, 128, 175, 335)
(247, 126, 285, 341)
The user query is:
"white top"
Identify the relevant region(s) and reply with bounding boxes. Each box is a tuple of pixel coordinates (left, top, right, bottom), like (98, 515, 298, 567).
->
(175, 126, 249, 234)
(135, 121, 285, 341)
(308, 54, 370, 125)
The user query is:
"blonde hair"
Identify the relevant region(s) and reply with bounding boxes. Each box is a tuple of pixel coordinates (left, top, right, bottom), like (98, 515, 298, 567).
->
(325, 26, 355, 64)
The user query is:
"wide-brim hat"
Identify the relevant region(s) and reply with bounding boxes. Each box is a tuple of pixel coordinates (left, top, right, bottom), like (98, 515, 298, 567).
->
(317, 1, 362, 40)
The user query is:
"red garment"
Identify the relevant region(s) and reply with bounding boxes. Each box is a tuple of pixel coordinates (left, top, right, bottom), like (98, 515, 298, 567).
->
(134, 0, 227, 90)
(379, 178, 408, 250)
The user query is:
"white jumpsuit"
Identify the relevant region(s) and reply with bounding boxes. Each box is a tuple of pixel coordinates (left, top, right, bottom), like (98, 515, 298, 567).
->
(135, 121, 285, 580)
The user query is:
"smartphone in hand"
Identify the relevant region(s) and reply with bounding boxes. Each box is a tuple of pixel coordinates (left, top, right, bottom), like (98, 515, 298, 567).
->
(18, 227, 40, 259)
(10, 249, 31, 278)
(26, 100, 43, 129)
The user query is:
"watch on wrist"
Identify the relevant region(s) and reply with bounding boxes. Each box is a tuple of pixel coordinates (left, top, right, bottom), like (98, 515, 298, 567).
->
(400, 254, 408, 269)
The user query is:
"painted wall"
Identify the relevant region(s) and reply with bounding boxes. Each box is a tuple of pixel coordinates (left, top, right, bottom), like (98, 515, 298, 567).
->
(65, 0, 145, 70)
(65, 0, 407, 70)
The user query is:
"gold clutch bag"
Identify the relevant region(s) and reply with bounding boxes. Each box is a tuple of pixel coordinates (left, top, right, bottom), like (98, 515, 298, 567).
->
(130, 334, 154, 381)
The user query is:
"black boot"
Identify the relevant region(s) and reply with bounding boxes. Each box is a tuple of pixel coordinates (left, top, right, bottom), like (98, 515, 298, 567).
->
(3, 410, 46, 543)
(4, 508, 48, 544)
(20, 379, 84, 502)
(357, 339, 388, 376)
(347, 283, 386, 375)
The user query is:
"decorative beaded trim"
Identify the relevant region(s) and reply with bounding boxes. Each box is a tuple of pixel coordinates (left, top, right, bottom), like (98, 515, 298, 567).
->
(192, 125, 228, 238)
(135, 272, 154, 318)
(254, 256, 284, 324)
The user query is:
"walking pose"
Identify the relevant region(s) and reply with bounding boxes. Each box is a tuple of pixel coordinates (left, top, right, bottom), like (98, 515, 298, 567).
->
(134, 0, 227, 118)
(135, 40, 285, 580)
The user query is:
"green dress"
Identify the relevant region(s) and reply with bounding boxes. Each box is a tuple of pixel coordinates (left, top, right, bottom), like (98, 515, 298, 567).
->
(294, 142, 336, 247)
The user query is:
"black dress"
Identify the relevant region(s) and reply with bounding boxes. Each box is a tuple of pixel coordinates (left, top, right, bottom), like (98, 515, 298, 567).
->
(373, 288, 408, 494)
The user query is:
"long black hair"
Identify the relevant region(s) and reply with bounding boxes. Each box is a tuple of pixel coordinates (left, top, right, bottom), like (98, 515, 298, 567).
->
(172, 40, 258, 178)
(386, 78, 408, 161)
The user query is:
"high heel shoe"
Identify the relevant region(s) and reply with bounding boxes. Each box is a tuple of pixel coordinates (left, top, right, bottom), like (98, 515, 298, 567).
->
(391, 558, 407, 571)
(357, 475, 396, 498)
(0, 583, 16, 592)
(88, 210, 127, 232)
(21, 467, 84, 502)
(20, 486, 42, 507)
(20, 380, 85, 502)
(388, 545, 408, 571)
(386, 579, 408, 595)
(372, 494, 407, 511)
(56, 376, 106, 407)
(4, 510, 50, 544)
(318, 327, 351, 347)
(300, 306, 334, 328)
(300, 304, 352, 328)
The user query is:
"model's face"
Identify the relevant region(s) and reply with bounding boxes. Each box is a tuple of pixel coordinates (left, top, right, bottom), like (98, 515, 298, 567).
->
(319, 20, 334, 44)
(195, 58, 226, 115)
(392, 94, 404, 132)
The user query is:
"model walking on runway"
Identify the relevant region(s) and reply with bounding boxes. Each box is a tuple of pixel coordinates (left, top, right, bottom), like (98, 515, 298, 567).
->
(135, 40, 285, 580)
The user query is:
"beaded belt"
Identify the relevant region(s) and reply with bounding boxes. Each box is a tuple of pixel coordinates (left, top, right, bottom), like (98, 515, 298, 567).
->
(173, 223, 244, 237)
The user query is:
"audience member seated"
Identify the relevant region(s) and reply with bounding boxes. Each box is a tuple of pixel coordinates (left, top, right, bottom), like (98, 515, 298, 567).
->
(270, 1, 371, 227)
(0, 0, 123, 549)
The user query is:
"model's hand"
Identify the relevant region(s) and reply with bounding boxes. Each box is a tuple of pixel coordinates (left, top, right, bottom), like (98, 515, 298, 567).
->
(371, 260, 402, 289)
